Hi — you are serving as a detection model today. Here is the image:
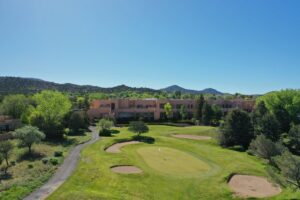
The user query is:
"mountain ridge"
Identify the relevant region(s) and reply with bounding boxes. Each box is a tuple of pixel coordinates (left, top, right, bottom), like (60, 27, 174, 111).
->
(0, 76, 223, 95)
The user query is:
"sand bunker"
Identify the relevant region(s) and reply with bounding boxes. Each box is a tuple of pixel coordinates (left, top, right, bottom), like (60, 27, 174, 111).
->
(228, 175, 281, 198)
(105, 141, 141, 153)
(173, 134, 211, 140)
(111, 166, 143, 174)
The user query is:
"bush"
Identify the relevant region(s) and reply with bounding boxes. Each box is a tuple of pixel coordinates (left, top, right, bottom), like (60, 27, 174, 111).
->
(54, 151, 63, 157)
(42, 158, 49, 164)
(248, 135, 285, 161)
(99, 129, 111, 136)
(10, 161, 16, 166)
(28, 164, 34, 169)
(49, 157, 59, 165)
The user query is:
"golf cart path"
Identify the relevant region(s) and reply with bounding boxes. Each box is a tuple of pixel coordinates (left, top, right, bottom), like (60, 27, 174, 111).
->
(24, 126, 99, 200)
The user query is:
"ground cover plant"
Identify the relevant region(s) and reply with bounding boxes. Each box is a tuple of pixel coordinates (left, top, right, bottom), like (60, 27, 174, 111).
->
(48, 125, 300, 200)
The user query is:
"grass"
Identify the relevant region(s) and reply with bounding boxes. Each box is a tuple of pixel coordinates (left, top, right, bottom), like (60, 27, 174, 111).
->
(0, 131, 92, 200)
(47, 125, 300, 200)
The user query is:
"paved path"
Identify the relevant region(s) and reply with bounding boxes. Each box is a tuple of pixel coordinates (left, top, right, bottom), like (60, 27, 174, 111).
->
(24, 126, 99, 200)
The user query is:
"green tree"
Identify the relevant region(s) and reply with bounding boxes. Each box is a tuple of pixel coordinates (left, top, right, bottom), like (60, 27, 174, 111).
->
(285, 125, 300, 155)
(212, 105, 222, 125)
(69, 111, 88, 133)
(13, 125, 45, 154)
(174, 91, 181, 99)
(248, 135, 285, 161)
(202, 103, 213, 125)
(179, 105, 188, 120)
(0, 141, 13, 174)
(194, 94, 205, 122)
(272, 151, 300, 189)
(257, 90, 300, 132)
(219, 109, 254, 149)
(98, 118, 114, 136)
(128, 121, 149, 137)
(254, 113, 281, 141)
(0, 94, 29, 118)
(164, 103, 173, 119)
(30, 90, 72, 139)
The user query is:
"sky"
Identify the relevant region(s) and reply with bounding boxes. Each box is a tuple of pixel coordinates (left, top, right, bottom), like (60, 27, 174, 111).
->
(0, 0, 299, 94)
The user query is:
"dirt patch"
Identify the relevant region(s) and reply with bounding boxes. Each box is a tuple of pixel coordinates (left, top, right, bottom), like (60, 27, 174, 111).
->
(173, 134, 211, 140)
(105, 141, 141, 153)
(228, 174, 282, 198)
(111, 165, 143, 174)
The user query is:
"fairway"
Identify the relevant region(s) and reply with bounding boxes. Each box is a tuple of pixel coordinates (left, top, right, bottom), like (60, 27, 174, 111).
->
(137, 146, 210, 176)
(47, 125, 299, 200)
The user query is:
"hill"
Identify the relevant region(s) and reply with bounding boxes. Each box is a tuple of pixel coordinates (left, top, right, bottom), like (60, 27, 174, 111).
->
(161, 85, 223, 95)
(0, 77, 156, 95)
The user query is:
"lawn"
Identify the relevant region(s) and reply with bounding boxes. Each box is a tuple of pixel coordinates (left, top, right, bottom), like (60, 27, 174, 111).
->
(47, 125, 300, 200)
(0, 131, 92, 200)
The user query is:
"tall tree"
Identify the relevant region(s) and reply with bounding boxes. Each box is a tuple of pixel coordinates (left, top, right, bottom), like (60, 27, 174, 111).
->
(179, 105, 188, 120)
(164, 103, 173, 120)
(13, 125, 45, 155)
(219, 109, 254, 149)
(254, 113, 281, 141)
(30, 90, 72, 139)
(195, 94, 205, 122)
(69, 111, 88, 133)
(0, 94, 29, 118)
(202, 103, 213, 125)
(286, 125, 300, 155)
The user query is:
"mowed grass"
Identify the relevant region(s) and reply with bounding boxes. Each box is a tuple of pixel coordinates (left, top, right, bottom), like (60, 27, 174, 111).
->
(137, 146, 210, 176)
(47, 125, 300, 200)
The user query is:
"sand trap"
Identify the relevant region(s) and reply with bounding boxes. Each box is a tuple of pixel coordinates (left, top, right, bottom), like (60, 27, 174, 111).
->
(228, 175, 282, 198)
(173, 134, 211, 140)
(105, 141, 141, 153)
(111, 166, 143, 174)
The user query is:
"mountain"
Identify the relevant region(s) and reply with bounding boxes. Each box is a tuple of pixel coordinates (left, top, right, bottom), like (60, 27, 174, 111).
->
(0, 77, 156, 95)
(161, 85, 223, 95)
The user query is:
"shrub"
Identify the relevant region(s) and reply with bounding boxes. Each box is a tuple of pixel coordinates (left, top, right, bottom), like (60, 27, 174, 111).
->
(42, 158, 49, 164)
(248, 135, 285, 161)
(54, 151, 63, 157)
(49, 157, 59, 165)
(10, 161, 16, 166)
(99, 129, 111, 136)
(28, 164, 34, 169)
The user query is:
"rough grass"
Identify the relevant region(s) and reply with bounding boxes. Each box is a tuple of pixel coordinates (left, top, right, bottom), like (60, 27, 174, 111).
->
(47, 125, 300, 200)
(0, 132, 92, 200)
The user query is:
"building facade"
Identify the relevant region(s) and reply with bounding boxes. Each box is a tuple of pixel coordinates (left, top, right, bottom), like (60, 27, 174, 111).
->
(87, 98, 255, 121)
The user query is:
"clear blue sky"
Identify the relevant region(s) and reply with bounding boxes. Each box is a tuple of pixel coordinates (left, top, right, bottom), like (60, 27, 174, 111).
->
(1, 0, 299, 94)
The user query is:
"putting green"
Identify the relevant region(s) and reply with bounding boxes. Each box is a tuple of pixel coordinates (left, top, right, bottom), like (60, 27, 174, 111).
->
(137, 146, 211, 176)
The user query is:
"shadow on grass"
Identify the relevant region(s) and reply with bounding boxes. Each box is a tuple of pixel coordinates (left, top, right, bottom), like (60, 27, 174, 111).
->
(110, 130, 120, 135)
(0, 172, 12, 181)
(44, 137, 78, 147)
(17, 151, 45, 162)
(132, 135, 155, 144)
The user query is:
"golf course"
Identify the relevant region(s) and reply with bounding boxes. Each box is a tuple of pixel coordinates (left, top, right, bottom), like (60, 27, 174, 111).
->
(47, 125, 299, 200)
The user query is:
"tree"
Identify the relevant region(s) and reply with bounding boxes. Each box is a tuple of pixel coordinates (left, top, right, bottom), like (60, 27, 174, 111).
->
(0, 94, 29, 118)
(285, 125, 300, 155)
(202, 103, 213, 125)
(248, 135, 285, 161)
(13, 125, 45, 155)
(272, 151, 300, 189)
(0, 141, 13, 174)
(98, 118, 113, 136)
(194, 94, 205, 122)
(254, 113, 281, 141)
(219, 109, 254, 149)
(164, 103, 172, 120)
(174, 91, 181, 99)
(30, 90, 72, 139)
(212, 105, 222, 125)
(257, 90, 300, 132)
(69, 111, 88, 133)
(179, 105, 188, 120)
(128, 121, 149, 136)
